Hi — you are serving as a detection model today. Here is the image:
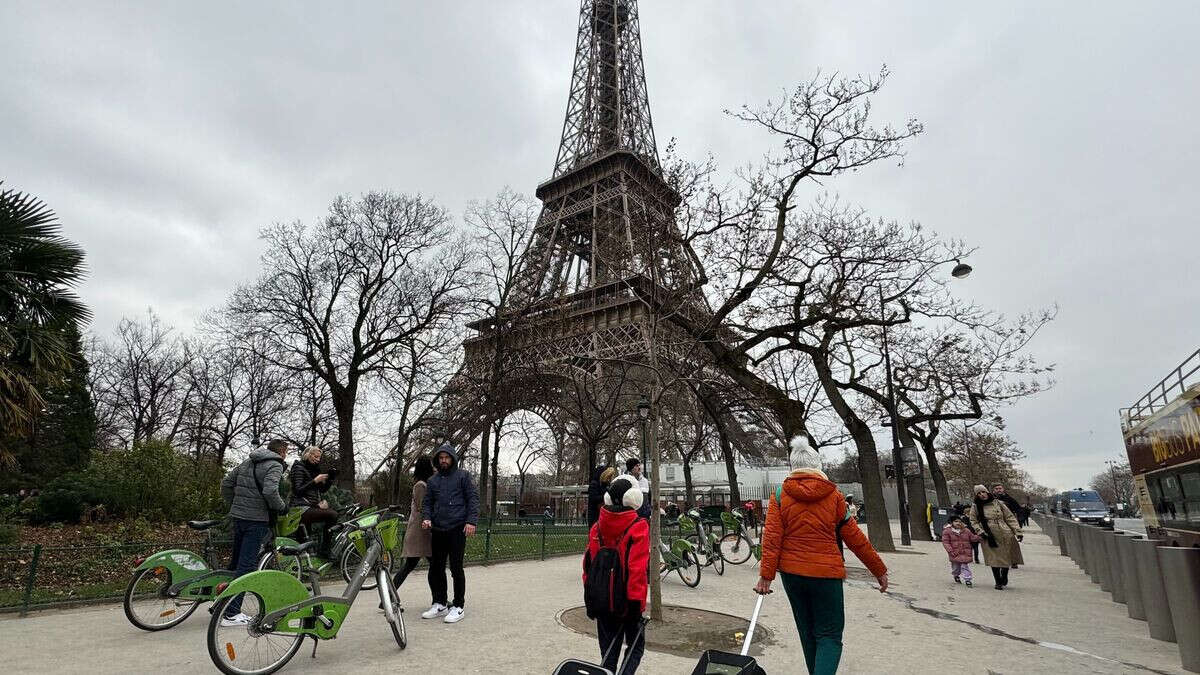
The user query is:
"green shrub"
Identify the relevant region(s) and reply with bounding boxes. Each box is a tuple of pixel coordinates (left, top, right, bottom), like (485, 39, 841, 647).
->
(0, 523, 18, 545)
(35, 439, 225, 523)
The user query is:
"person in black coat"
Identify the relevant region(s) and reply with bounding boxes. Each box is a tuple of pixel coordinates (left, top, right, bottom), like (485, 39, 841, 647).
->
(290, 446, 337, 557)
(586, 464, 608, 526)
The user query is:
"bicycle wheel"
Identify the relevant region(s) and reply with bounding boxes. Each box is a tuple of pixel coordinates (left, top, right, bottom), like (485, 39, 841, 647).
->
(377, 571, 407, 650)
(676, 551, 701, 587)
(718, 533, 753, 565)
(123, 567, 200, 631)
(207, 593, 304, 675)
(256, 550, 301, 580)
(712, 546, 725, 576)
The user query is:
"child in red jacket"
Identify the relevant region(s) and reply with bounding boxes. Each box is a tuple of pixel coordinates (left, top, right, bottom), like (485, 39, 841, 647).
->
(582, 474, 649, 674)
(942, 515, 982, 586)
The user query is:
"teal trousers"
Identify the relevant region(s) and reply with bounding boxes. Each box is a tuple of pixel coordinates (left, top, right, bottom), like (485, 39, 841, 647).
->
(779, 572, 844, 675)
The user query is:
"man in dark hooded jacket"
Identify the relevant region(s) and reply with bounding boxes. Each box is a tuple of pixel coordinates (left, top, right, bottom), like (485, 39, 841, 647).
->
(421, 443, 479, 624)
(587, 464, 610, 526)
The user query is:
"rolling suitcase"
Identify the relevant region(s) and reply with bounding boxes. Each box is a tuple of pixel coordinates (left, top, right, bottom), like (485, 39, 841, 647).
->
(553, 618, 648, 675)
(690, 594, 768, 674)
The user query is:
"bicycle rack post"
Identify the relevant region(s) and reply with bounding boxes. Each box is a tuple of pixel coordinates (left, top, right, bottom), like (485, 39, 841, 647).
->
(20, 544, 42, 617)
(540, 521, 547, 561)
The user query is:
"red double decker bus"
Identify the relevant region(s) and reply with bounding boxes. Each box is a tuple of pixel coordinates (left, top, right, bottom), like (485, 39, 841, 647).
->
(1120, 348, 1200, 547)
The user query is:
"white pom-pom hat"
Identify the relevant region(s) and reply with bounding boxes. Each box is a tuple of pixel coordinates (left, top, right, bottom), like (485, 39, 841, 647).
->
(789, 436, 823, 471)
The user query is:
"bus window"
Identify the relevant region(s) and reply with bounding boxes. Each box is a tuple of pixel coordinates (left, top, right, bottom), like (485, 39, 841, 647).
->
(1160, 475, 1183, 523)
(1180, 471, 1200, 523)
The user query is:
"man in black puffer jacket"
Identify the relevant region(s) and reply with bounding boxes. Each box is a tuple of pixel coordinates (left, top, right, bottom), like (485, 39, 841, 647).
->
(421, 443, 479, 624)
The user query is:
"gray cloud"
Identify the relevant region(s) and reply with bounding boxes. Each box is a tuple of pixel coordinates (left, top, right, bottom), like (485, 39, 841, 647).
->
(4, 1, 1198, 490)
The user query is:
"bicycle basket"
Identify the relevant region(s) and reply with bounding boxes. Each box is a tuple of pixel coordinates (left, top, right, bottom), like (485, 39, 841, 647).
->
(274, 507, 305, 537)
(690, 650, 764, 675)
(677, 513, 696, 531)
(720, 511, 741, 530)
(671, 537, 696, 557)
(350, 512, 381, 555)
(377, 515, 401, 551)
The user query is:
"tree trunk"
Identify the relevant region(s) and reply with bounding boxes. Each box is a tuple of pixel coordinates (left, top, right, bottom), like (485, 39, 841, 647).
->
(489, 417, 503, 518)
(812, 357, 895, 552)
(647, 391, 663, 622)
(479, 423, 491, 518)
(709, 407, 742, 505)
(898, 425, 932, 541)
(683, 455, 694, 508)
(332, 392, 356, 491)
(919, 435, 951, 505)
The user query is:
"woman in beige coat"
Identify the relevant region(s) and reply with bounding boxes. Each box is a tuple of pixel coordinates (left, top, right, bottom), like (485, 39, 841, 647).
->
(393, 456, 435, 597)
(972, 485, 1023, 589)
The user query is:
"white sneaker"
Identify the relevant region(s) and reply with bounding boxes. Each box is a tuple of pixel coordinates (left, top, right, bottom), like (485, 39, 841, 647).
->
(443, 606, 465, 624)
(421, 603, 448, 619)
(220, 612, 252, 627)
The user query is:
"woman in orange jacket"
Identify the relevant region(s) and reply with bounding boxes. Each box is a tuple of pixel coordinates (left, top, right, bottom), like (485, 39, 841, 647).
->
(755, 437, 889, 675)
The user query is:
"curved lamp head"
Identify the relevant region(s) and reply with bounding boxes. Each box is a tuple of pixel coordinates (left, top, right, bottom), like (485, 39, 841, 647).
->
(637, 395, 651, 420)
(951, 261, 973, 279)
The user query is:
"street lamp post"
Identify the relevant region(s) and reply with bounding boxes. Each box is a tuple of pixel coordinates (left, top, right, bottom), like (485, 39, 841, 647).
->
(1104, 459, 1120, 514)
(879, 285, 912, 546)
(879, 259, 972, 547)
(637, 395, 651, 468)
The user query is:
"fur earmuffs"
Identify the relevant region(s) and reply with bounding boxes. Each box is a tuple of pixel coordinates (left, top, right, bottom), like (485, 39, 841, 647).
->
(603, 474, 644, 510)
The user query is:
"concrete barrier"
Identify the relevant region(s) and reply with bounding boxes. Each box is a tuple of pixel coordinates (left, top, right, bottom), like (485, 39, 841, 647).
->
(1115, 532, 1146, 620)
(1056, 521, 1069, 556)
(1096, 528, 1114, 593)
(1133, 539, 1176, 642)
(1084, 526, 1102, 584)
(1102, 530, 1126, 604)
(1157, 546, 1200, 673)
(1069, 521, 1085, 570)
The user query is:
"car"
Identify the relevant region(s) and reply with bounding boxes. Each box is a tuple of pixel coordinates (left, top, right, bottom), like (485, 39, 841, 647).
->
(1057, 489, 1111, 524)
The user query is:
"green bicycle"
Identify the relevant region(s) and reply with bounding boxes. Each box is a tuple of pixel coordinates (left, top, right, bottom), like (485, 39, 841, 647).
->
(122, 518, 241, 631)
(206, 507, 407, 675)
(681, 509, 724, 576)
(718, 509, 756, 565)
(658, 537, 701, 587)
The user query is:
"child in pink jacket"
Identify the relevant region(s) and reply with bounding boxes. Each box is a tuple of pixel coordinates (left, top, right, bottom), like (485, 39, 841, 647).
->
(942, 515, 982, 586)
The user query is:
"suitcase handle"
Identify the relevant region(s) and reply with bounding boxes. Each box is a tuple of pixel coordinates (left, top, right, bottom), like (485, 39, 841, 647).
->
(741, 595, 765, 657)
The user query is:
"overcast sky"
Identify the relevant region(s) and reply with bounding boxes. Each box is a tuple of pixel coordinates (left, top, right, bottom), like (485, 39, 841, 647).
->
(4, 1, 1198, 491)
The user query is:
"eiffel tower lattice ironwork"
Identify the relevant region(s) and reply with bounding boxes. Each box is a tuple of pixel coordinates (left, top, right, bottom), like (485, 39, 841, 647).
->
(448, 0, 731, 453)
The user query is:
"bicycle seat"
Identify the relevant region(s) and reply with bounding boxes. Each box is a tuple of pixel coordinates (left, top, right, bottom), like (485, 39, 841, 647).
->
(187, 519, 223, 531)
(279, 541, 319, 556)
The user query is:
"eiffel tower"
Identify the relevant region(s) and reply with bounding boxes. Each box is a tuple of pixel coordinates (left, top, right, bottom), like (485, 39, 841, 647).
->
(449, 0, 725, 462)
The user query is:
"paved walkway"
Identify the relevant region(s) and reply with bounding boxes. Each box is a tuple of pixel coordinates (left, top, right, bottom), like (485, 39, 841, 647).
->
(2, 521, 1187, 674)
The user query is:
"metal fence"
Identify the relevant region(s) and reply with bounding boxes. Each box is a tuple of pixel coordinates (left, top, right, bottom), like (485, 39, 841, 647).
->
(2, 521, 701, 617)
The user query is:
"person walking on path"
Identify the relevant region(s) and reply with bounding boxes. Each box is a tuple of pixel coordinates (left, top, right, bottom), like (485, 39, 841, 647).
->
(756, 437, 889, 675)
(420, 444, 479, 624)
(973, 485, 1024, 589)
(586, 464, 611, 526)
(941, 515, 982, 586)
(990, 484, 1027, 569)
(394, 455, 436, 595)
(219, 439, 288, 625)
(583, 475, 649, 675)
(290, 445, 337, 558)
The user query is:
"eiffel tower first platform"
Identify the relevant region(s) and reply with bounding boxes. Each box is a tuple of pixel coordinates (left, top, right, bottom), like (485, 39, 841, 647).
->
(449, 0, 728, 445)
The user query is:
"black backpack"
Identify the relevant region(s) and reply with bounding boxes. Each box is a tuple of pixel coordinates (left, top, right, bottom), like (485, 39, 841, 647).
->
(583, 518, 639, 620)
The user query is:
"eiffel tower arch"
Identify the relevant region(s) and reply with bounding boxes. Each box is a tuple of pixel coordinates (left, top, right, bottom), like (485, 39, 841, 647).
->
(440, 0, 752, 480)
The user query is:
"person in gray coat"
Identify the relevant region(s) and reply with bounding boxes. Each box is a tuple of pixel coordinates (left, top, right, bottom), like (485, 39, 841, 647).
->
(218, 439, 289, 625)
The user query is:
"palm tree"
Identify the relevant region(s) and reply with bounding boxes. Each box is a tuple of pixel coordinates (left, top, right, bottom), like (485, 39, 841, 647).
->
(0, 183, 90, 461)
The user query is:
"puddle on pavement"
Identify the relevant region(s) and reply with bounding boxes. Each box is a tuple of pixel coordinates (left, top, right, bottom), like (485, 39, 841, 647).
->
(846, 580, 1176, 675)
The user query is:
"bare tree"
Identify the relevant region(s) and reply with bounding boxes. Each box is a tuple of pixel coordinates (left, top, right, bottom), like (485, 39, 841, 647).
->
(1090, 462, 1135, 507)
(938, 425, 1026, 500)
(224, 193, 474, 488)
(91, 311, 194, 448)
